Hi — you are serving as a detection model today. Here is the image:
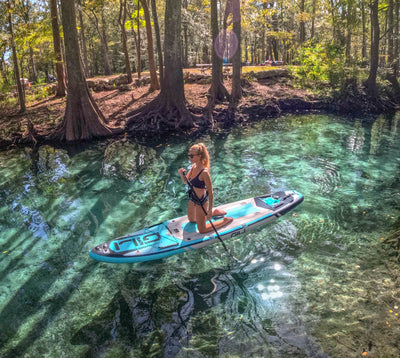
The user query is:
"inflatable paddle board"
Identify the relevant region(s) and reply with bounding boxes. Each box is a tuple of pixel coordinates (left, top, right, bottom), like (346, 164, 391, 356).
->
(89, 190, 303, 263)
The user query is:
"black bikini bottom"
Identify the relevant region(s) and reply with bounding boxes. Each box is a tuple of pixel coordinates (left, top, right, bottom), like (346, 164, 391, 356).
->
(188, 189, 209, 206)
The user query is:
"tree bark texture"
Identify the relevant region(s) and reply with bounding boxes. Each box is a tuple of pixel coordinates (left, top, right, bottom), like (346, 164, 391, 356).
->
(136, 1, 142, 78)
(365, 0, 379, 99)
(150, 0, 163, 86)
(361, 0, 367, 59)
(119, 0, 133, 83)
(56, 0, 114, 141)
(141, 0, 159, 91)
(78, 5, 90, 77)
(299, 0, 306, 44)
(126, 0, 196, 133)
(49, 0, 66, 97)
(90, 6, 112, 75)
(386, 0, 400, 94)
(231, 0, 242, 104)
(7, 0, 26, 112)
(207, 0, 230, 109)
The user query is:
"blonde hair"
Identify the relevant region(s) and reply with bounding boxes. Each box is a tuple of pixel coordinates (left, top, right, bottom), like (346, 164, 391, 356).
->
(191, 143, 210, 169)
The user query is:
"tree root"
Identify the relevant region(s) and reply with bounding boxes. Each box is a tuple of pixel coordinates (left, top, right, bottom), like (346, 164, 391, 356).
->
(126, 95, 203, 134)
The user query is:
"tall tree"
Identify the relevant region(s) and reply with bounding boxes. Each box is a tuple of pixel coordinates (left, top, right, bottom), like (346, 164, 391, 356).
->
(77, 2, 90, 77)
(231, 0, 242, 104)
(310, 0, 317, 39)
(141, 0, 159, 91)
(49, 0, 66, 97)
(89, 1, 112, 75)
(128, 1, 142, 78)
(150, 0, 163, 86)
(21, 0, 38, 83)
(118, 0, 132, 83)
(182, 0, 189, 67)
(361, 0, 368, 60)
(126, 0, 196, 133)
(53, 0, 117, 141)
(7, 0, 25, 113)
(364, 0, 379, 99)
(299, 0, 306, 45)
(345, 0, 356, 64)
(386, 0, 400, 93)
(207, 0, 230, 109)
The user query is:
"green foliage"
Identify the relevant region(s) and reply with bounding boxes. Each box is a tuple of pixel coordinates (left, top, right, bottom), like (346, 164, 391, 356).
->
(290, 41, 346, 92)
(125, 9, 146, 31)
(30, 84, 53, 102)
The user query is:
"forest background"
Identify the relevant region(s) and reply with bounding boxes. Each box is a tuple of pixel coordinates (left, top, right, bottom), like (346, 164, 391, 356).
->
(0, 0, 400, 146)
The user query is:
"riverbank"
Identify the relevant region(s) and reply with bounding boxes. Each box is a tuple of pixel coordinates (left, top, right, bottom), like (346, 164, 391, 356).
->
(0, 69, 398, 150)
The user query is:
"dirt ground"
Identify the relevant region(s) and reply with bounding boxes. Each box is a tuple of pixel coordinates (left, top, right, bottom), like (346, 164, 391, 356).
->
(0, 73, 315, 146)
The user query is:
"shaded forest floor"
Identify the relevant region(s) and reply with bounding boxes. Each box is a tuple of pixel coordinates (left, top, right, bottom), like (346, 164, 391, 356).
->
(0, 69, 397, 150)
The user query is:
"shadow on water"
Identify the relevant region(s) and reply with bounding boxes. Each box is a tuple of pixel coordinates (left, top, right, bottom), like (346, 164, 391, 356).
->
(69, 247, 329, 358)
(0, 139, 187, 356)
(0, 146, 123, 354)
(1, 263, 96, 358)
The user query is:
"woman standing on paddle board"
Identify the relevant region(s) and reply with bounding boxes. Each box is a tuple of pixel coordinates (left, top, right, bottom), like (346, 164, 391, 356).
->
(178, 143, 233, 234)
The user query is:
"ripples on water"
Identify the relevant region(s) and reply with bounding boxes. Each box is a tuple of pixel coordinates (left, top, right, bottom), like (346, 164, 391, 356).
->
(1, 113, 400, 357)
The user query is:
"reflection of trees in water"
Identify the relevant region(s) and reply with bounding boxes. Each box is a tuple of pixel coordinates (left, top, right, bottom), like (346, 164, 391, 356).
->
(102, 141, 158, 181)
(347, 120, 365, 153)
(71, 258, 324, 357)
(102, 140, 177, 227)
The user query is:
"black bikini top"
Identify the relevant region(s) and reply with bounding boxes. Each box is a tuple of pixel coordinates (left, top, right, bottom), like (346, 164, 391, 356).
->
(189, 169, 206, 189)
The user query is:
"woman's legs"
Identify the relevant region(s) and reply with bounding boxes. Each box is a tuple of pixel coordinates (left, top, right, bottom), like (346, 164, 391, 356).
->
(195, 202, 233, 234)
(188, 200, 226, 221)
(187, 201, 196, 222)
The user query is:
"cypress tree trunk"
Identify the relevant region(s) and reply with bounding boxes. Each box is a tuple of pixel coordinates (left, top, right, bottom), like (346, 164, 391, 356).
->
(299, 0, 306, 44)
(119, 0, 133, 83)
(49, 0, 66, 97)
(365, 0, 379, 99)
(126, 0, 197, 133)
(182, 0, 189, 68)
(386, 0, 400, 94)
(207, 0, 230, 109)
(136, 1, 142, 78)
(7, 0, 25, 113)
(150, 0, 163, 86)
(141, 0, 159, 91)
(311, 0, 316, 39)
(78, 5, 90, 77)
(90, 6, 112, 75)
(231, 0, 242, 104)
(100, 6, 112, 75)
(361, 0, 367, 60)
(53, 0, 118, 141)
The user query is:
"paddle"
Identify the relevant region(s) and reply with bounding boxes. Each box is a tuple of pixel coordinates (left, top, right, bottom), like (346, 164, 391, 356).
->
(183, 171, 233, 256)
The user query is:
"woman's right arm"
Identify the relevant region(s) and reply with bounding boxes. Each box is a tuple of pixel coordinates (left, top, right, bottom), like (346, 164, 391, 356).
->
(178, 168, 188, 183)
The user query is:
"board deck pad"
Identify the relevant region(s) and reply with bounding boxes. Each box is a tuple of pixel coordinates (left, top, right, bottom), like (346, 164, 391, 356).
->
(89, 190, 304, 263)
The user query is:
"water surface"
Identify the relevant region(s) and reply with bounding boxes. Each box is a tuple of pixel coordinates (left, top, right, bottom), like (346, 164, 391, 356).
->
(1, 113, 400, 357)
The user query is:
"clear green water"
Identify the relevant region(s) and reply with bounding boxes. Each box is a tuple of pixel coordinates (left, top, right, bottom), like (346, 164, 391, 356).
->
(1, 113, 400, 357)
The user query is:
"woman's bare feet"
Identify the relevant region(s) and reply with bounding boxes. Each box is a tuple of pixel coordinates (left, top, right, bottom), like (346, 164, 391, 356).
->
(222, 217, 233, 226)
(212, 208, 227, 216)
(200, 216, 233, 233)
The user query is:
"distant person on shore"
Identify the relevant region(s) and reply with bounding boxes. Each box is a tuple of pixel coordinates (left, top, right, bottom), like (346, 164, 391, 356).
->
(178, 143, 233, 233)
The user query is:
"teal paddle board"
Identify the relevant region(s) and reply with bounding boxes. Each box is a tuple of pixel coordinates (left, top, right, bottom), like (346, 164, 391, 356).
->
(89, 190, 304, 263)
